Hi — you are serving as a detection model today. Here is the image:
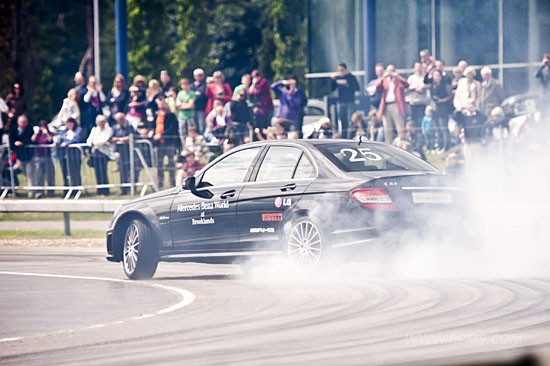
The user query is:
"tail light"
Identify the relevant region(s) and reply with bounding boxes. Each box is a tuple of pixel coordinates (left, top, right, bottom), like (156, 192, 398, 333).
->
(350, 188, 398, 211)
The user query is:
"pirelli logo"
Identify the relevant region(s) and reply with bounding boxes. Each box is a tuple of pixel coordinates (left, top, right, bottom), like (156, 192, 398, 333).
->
(261, 213, 283, 222)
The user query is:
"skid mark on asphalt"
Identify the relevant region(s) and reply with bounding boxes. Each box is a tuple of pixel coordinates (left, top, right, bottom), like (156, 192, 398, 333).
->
(0, 271, 196, 342)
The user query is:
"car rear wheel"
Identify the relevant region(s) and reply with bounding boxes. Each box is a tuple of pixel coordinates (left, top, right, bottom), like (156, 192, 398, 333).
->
(286, 218, 325, 271)
(123, 219, 159, 280)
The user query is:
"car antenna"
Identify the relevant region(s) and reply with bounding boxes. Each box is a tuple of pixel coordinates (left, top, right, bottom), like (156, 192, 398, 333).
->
(358, 135, 362, 146)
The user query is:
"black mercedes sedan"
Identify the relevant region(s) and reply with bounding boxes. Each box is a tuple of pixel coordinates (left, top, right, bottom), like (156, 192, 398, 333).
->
(107, 139, 469, 279)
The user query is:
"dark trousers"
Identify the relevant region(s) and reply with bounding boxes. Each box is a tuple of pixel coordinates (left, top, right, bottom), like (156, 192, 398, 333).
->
(432, 109, 450, 151)
(410, 104, 426, 128)
(91, 151, 110, 195)
(117, 146, 137, 195)
(337, 102, 355, 139)
(32, 155, 55, 196)
(59, 148, 82, 188)
(157, 145, 176, 188)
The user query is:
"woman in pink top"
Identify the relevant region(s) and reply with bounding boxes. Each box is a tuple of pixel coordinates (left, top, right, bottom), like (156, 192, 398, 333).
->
(204, 71, 232, 115)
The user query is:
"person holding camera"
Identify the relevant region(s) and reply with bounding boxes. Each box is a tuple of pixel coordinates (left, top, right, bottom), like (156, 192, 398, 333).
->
(31, 120, 55, 198)
(271, 75, 305, 139)
(536, 53, 550, 98)
(375, 65, 409, 144)
(331, 63, 360, 139)
(83, 76, 106, 139)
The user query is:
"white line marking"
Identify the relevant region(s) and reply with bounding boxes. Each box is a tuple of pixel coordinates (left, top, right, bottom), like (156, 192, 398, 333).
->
(84, 324, 108, 330)
(0, 337, 21, 343)
(152, 284, 195, 314)
(0, 271, 196, 343)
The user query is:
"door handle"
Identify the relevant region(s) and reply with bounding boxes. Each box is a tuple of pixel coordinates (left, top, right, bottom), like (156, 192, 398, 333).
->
(220, 190, 236, 199)
(280, 183, 297, 192)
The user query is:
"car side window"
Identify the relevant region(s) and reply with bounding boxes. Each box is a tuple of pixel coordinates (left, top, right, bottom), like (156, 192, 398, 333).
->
(293, 155, 316, 179)
(200, 147, 260, 187)
(256, 146, 303, 182)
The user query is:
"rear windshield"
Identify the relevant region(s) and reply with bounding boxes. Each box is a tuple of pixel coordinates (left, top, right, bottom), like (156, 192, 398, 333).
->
(317, 143, 437, 172)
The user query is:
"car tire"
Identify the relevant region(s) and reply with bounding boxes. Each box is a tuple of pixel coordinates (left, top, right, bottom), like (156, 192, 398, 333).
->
(286, 217, 326, 271)
(122, 219, 159, 280)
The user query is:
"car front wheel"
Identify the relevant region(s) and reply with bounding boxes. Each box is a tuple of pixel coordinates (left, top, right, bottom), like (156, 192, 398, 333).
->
(123, 219, 159, 280)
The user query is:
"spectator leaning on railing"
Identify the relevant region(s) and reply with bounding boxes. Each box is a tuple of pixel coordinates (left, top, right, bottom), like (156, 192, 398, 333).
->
(111, 112, 137, 195)
(31, 120, 55, 198)
(58, 117, 84, 196)
(8, 114, 34, 197)
(87, 115, 113, 197)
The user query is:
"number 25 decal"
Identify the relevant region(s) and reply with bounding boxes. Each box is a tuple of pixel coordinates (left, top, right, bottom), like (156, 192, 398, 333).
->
(340, 148, 382, 162)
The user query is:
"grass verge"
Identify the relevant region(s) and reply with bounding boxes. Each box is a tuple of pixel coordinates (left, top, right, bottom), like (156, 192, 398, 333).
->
(0, 229, 104, 239)
(0, 212, 113, 221)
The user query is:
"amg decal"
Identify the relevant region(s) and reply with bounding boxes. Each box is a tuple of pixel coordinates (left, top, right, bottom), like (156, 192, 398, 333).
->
(250, 227, 275, 233)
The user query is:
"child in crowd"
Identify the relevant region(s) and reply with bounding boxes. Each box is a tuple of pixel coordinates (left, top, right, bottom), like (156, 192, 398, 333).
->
(421, 105, 435, 152)
(184, 126, 209, 165)
(165, 86, 179, 114)
(204, 100, 228, 143)
(176, 150, 203, 186)
(405, 119, 426, 160)
(350, 111, 368, 139)
(255, 121, 288, 141)
(367, 110, 384, 142)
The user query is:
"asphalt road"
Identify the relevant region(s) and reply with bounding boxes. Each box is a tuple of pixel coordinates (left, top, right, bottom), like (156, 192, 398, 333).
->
(1, 247, 550, 366)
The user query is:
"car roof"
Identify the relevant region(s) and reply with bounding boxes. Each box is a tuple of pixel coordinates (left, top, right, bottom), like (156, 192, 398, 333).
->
(239, 138, 388, 149)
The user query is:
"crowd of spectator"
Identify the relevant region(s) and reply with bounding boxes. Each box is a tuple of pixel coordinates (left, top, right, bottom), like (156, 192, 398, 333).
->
(0, 50, 548, 197)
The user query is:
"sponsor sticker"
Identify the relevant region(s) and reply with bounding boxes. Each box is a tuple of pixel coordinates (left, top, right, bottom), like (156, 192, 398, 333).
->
(261, 213, 283, 222)
(192, 217, 215, 225)
(177, 200, 229, 212)
(274, 197, 292, 208)
(250, 228, 275, 233)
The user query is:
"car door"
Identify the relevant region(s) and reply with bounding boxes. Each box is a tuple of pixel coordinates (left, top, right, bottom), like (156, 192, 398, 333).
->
(170, 146, 262, 252)
(237, 145, 317, 249)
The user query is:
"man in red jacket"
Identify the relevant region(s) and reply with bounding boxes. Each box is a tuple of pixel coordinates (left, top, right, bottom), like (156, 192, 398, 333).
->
(376, 65, 409, 144)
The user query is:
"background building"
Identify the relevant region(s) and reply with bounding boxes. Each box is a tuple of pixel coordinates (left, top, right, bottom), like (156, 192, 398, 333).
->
(307, 0, 550, 98)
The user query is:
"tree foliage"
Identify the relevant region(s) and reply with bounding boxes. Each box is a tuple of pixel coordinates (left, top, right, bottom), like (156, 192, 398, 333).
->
(265, 0, 308, 85)
(0, 0, 307, 122)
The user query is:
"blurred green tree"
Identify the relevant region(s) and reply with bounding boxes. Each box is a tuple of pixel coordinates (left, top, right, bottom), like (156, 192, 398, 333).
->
(0, 0, 308, 122)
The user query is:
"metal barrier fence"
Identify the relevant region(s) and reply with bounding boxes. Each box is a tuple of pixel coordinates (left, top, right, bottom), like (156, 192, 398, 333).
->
(0, 135, 159, 200)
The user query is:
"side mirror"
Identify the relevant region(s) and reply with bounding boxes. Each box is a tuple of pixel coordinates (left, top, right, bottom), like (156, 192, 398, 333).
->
(183, 176, 213, 199)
